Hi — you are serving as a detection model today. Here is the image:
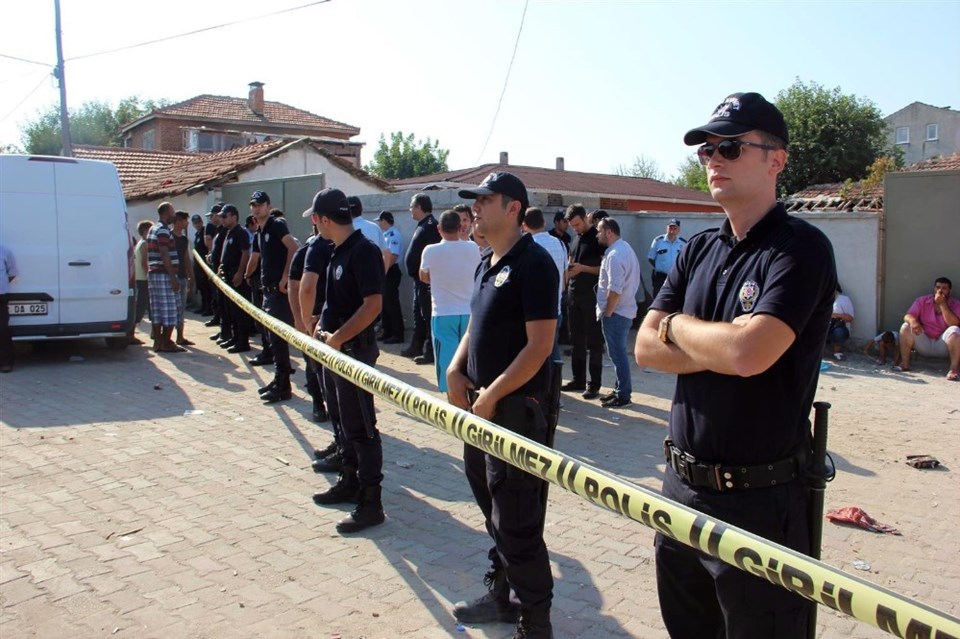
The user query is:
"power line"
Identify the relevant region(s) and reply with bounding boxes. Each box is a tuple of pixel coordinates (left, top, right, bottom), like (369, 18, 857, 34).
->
(474, 0, 529, 165)
(67, 0, 331, 62)
(0, 74, 51, 126)
(0, 53, 52, 67)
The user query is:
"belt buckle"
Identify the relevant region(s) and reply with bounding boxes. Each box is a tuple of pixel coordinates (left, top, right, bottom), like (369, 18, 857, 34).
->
(670, 445, 696, 483)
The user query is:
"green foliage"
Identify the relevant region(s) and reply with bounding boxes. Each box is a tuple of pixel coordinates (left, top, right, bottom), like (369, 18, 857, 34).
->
(614, 154, 664, 181)
(20, 96, 167, 155)
(775, 79, 887, 195)
(671, 154, 709, 193)
(364, 131, 450, 179)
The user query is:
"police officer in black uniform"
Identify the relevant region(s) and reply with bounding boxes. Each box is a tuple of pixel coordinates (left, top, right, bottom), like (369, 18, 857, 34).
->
(401, 193, 440, 364)
(245, 224, 275, 367)
(562, 204, 605, 399)
(191, 214, 213, 316)
(447, 172, 558, 639)
(249, 190, 299, 403)
(634, 92, 837, 639)
(287, 229, 329, 424)
(216, 204, 252, 352)
(303, 188, 386, 534)
(206, 205, 230, 340)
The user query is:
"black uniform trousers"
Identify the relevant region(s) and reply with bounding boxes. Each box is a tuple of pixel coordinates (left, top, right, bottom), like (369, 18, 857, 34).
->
(223, 276, 251, 347)
(655, 467, 811, 639)
(568, 295, 604, 389)
(411, 279, 433, 356)
(262, 288, 293, 373)
(381, 264, 404, 340)
(652, 271, 668, 298)
(463, 396, 553, 613)
(321, 342, 382, 488)
(249, 271, 271, 353)
(193, 260, 212, 313)
(0, 294, 13, 369)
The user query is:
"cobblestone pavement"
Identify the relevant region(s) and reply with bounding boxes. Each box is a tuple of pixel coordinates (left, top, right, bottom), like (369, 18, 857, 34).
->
(1, 315, 958, 638)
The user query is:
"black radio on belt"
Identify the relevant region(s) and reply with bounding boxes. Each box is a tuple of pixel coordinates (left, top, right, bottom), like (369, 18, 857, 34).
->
(663, 437, 805, 491)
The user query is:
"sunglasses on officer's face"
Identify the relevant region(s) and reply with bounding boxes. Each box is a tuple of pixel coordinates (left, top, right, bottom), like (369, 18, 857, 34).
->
(697, 139, 778, 166)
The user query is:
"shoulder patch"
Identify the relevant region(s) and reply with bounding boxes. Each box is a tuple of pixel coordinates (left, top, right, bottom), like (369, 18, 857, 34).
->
(739, 280, 760, 312)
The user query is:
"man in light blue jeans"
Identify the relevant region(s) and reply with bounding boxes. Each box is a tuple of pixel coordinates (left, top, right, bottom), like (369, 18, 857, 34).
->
(596, 218, 641, 407)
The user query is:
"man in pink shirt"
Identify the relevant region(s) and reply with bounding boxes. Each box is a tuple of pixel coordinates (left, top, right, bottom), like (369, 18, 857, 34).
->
(898, 277, 960, 380)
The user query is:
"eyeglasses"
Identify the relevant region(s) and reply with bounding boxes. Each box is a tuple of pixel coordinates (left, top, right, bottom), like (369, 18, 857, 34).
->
(697, 139, 778, 165)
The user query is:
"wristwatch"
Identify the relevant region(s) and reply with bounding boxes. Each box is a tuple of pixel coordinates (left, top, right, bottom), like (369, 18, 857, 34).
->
(659, 312, 681, 344)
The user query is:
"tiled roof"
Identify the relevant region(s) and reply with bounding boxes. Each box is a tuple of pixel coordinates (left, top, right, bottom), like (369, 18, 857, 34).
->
(907, 152, 960, 172)
(122, 95, 359, 137)
(391, 163, 717, 204)
(73, 145, 196, 185)
(123, 138, 389, 202)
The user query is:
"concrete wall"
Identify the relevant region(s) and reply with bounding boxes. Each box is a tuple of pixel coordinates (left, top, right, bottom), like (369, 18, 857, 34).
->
(881, 169, 960, 331)
(885, 103, 960, 166)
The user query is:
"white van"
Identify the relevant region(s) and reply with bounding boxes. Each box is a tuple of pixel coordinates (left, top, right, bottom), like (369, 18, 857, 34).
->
(0, 154, 133, 348)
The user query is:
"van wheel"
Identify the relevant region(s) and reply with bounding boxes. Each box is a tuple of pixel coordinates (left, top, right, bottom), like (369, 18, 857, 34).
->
(105, 337, 129, 350)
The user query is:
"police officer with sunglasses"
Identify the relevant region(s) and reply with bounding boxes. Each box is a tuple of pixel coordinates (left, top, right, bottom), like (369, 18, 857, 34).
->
(634, 92, 837, 639)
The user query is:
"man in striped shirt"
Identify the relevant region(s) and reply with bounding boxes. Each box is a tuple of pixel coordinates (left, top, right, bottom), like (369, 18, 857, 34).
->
(146, 202, 183, 353)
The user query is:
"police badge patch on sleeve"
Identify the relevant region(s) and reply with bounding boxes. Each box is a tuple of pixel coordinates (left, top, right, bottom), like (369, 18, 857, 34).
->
(739, 280, 760, 312)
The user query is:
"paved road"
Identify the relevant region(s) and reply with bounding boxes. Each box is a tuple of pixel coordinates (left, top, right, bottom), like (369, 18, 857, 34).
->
(1, 316, 958, 638)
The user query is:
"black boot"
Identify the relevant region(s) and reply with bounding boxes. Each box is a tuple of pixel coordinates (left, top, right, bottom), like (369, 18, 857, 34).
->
(312, 398, 329, 423)
(312, 450, 343, 473)
(453, 569, 520, 623)
(313, 442, 337, 460)
(336, 486, 385, 533)
(258, 376, 278, 394)
(513, 608, 553, 639)
(260, 372, 291, 403)
(313, 467, 361, 505)
(400, 342, 423, 358)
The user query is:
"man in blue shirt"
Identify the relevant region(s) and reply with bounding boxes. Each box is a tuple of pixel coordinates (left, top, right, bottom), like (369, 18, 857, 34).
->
(647, 218, 686, 297)
(377, 211, 405, 344)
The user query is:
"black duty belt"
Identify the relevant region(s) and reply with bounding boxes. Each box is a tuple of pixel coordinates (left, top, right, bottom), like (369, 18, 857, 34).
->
(663, 438, 805, 491)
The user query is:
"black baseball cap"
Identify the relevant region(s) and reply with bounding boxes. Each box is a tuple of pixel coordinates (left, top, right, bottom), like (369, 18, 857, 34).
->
(303, 188, 351, 223)
(249, 190, 271, 205)
(553, 211, 566, 222)
(206, 202, 224, 217)
(347, 195, 362, 217)
(458, 172, 529, 212)
(683, 92, 789, 146)
(668, 218, 681, 227)
(221, 204, 239, 217)
(377, 211, 394, 224)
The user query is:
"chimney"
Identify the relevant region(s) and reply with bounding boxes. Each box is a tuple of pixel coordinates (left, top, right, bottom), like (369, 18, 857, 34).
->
(248, 81, 265, 115)
(499, 151, 509, 165)
(556, 157, 565, 171)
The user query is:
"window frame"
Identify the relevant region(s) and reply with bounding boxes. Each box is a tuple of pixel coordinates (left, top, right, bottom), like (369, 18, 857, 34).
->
(925, 123, 938, 142)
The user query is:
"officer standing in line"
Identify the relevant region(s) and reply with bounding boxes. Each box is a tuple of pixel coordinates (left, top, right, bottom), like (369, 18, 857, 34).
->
(249, 190, 299, 403)
(204, 204, 227, 331)
(401, 193, 441, 364)
(376, 211, 405, 344)
(191, 214, 213, 316)
(634, 92, 837, 638)
(303, 188, 386, 534)
(647, 218, 686, 297)
(245, 222, 275, 368)
(447, 172, 558, 639)
(216, 204, 252, 353)
(287, 228, 329, 424)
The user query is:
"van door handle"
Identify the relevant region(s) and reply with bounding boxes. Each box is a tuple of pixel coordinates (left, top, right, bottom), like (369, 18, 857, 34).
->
(68, 261, 92, 266)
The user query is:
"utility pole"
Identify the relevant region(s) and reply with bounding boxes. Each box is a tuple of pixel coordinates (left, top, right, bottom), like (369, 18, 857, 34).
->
(53, 0, 72, 157)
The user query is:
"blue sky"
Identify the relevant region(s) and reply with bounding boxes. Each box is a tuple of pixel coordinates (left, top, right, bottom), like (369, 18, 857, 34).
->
(2, 0, 958, 180)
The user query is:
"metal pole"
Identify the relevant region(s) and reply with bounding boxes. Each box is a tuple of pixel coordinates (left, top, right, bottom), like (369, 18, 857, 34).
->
(807, 401, 831, 639)
(54, 0, 72, 157)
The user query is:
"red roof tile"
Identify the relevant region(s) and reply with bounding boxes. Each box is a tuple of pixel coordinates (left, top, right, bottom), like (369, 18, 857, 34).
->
(391, 163, 717, 204)
(122, 95, 359, 137)
(123, 138, 389, 202)
(73, 145, 196, 185)
(906, 152, 960, 172)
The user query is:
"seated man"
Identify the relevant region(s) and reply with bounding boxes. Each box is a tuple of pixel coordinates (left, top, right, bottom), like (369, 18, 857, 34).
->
(897, 277, 960, 380)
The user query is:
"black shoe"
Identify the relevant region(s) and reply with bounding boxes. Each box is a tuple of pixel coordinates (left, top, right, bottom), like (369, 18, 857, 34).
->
(313, 469, 361, 505)
(209, 332, 222, 341)
(312, 404, 329, 423)
(204, 318, 221, 327)
(200, 309, 213, 317)
(261, 373, 292, 403)
(413, 354, 434, 365)
(258, 378, 277, 394)
(599, 391, 618, 402)
(336, 486, 385, 533)
(227, 343, 251, 353)
(249, 354, 274, 367)
(602, 396, 631, 408)
(581, 388, 600, 400)
(513, 609, 553, 639)
(312, 451, 343, 473)
(218, 339, 237, 349)
(382, 336, 404, 344)
(453, 569, 520, 624)
(560, 381, 585, 392)
(400, 344, 423, 358)
(313, 442, 337, 460)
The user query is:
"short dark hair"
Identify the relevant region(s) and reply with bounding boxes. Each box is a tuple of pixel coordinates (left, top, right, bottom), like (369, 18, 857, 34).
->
(523, 207, 545, 231)
(565, 204, 587, 221)
(598, 218, 620, 236)
(880, 331, 896, 344)
(453, 203, 473, 220)
(439, 210, 462, 234)
(412, 193, 433, 214)
(270, 209, 284, 218)
(347, 196, 362, 218)
(500, 195, 526, 226)
(245, 215, 257, 227)
(137, 220, 153, 236)
(157, 202, 174, 217)
(175, 210, 189, 221)
(935, 276, 953, 289)
(590, 210, 609, 223)
(758, 130, 787, 151)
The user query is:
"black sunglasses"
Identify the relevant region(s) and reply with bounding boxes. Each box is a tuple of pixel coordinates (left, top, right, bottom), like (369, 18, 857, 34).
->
(697, 139, 778, 165)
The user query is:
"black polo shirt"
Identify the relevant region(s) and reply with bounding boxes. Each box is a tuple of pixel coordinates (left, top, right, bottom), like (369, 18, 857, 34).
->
(258, 216, 292, 287)
(467, 234, 558, 398)
(288, 235, 313, 283)
(210, 226, 228, 269)
(219, 225, 250, 275)
(653, 203, 837, 466)
(320, 230, 384, 332)
(193, 227, 208, 259)
(568, 226, 604, 301)
(549, 228, 571, 250)
(304, 235, 334, 316)
(403, 214, 440, 277)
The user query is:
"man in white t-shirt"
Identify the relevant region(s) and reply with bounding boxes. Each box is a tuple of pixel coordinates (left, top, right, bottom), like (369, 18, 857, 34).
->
(522, 207, 567, 360)
(419, 210, 481, 391)
(348, 196, 387, 254)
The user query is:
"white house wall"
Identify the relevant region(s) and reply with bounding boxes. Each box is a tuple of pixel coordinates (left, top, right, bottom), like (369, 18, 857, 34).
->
(242, 148, 385, 197)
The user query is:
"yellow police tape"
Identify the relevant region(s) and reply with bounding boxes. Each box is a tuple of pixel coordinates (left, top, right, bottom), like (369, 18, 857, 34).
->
(197, 251, 960, 638)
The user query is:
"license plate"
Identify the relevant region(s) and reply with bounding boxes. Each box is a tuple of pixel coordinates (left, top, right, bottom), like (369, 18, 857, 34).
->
(9, 302, 49, 316)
